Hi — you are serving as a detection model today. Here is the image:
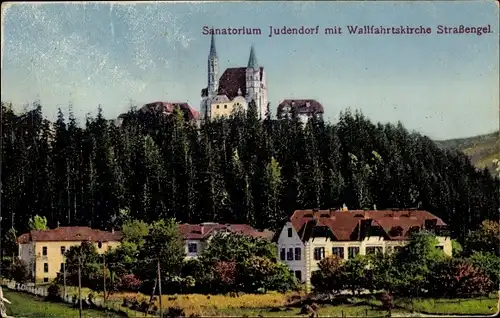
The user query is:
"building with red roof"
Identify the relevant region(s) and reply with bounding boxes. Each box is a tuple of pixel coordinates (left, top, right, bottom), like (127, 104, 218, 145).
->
(17, 227, 122, 282)
(200, 35, 268, 120)
(179, 222, 273, 259)
(274, 208, 452, 291)
(116, 101, 201, 127)
(277, 99, 325, 123)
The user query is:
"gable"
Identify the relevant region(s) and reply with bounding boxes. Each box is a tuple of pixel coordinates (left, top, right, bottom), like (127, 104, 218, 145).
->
(276, 222, 303, 245)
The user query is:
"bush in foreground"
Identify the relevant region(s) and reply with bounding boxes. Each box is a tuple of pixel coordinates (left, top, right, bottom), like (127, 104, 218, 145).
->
(427, 258, 493, 298)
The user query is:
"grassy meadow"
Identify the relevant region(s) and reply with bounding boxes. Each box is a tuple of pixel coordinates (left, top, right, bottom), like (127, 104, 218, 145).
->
(6, 284, 498, 317)
(3, 289, 124, 318)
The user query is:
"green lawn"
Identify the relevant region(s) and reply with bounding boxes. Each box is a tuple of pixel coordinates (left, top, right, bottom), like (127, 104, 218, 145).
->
(396, 296, 498, 315)
(3, 290, 125, 318)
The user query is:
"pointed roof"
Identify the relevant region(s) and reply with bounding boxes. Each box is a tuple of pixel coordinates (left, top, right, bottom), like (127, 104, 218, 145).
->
(209, 34, 217, 56)
(247, 45, 258, 69)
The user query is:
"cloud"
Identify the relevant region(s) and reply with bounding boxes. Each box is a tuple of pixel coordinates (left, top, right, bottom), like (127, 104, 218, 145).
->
(1, 3, 194, 119)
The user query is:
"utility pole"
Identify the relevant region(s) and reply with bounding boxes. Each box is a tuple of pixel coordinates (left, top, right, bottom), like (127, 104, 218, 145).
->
(63, 262, 66, 301)
(0, 101, 3, 281)
(78, 255, 82, 318)
(103, 255, 106, 306)
(157, 259, 162, 318)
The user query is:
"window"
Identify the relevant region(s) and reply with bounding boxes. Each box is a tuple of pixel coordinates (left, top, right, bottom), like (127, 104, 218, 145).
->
(332, 247, 345, 259)
(216, 105, 220, 109)
(348, 247, 360, 259)
(97, 241, 103, 249)
(224, 105, 227, 109)
(313, 247, 325, 260)
(287, 248, 293, 261)
(366, 246, 383, 255)
(294, 271, 302, 281)
(43, 277, 49, 283)
(60, 246, 66, 255)
(188, 243, 198, 253)
(287, 228, 293, 237)
(42, 246, 47, 256)
(394, 246, 403, 253)
(436, 245, 444, 250)
(294, 248, 302, 261)
(44, 263, 49, 273)
(280, 248, 286, 261)
(60, 263, 65, 272)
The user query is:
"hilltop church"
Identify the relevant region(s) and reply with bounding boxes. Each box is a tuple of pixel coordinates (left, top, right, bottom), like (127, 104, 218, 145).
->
(200, 35, 268, 120)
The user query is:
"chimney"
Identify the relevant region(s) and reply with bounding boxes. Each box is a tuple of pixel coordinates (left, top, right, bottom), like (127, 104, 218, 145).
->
(373, 204, 377, 210)
(111, 227, 114, 234)
(342, 203, 348, 211)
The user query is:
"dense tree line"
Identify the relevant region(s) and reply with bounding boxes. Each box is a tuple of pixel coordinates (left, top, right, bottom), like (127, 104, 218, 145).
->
(1, 101, 498, 244)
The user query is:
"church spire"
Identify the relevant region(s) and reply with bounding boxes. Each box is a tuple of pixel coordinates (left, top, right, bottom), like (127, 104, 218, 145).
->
(247, 45, 258, 69)
(209, 33, 217, 56)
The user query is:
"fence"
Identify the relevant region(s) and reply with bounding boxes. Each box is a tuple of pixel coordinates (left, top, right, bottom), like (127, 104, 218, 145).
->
(2, 280, 137, 317)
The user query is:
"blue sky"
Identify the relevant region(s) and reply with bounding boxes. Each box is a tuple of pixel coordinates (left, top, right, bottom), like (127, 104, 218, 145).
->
(1, 1, 498, 139)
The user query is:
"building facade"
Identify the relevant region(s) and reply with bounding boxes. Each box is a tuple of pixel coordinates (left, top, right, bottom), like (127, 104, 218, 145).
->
(200, 35, 268, 120)
(179, 222, 273, 259)
(274, 209, 452, 291)
(17, 227, 122, 282)
(277, 99, 324, 123)
(116, 101, 200, 127)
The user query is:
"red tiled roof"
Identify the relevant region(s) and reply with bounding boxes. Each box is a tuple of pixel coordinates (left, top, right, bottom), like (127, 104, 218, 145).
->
(17, 227, 122, 243)
(277, 99, 324, 114)
(217, 67, 264, 100)
(179, 223, 272, 240)
(288, 209, 447, 242)
(142, 101, 200, 121)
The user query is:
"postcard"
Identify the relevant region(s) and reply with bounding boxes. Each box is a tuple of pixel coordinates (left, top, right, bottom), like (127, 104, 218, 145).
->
(1, 1, 499, 317)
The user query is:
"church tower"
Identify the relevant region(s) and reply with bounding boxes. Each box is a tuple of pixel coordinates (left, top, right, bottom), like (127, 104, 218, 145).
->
(208, 34, 219, 98)
(246, 45, 262, 117)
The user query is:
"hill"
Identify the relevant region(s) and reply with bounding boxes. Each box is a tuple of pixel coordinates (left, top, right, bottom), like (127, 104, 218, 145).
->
(436, 131, 499, 173)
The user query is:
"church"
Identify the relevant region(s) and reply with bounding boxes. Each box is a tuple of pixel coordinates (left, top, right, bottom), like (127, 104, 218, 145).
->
(200, 35, 268, 120)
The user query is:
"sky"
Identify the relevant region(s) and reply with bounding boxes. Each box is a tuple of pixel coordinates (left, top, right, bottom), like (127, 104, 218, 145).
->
(1, 1, 498, 140)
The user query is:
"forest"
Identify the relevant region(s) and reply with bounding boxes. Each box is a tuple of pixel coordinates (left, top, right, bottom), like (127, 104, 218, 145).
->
(1, 101, 498, 244)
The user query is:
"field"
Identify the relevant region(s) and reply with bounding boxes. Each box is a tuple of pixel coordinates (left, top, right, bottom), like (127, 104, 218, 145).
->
(3, 290, 124, 318)
(108, 291, 498, 316)
(5, 285, 498, 317)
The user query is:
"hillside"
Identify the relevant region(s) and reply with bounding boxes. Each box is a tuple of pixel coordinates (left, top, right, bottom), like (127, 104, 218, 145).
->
(436, 131, 499, 173)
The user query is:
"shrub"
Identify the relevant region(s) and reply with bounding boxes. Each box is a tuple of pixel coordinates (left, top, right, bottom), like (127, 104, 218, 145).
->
(427, 258, 493, 298)
(164, 306, 186, 317)
(310, 255, 344, 294)
(213, 261, 237, 292)
(46, 284, 61, 301)
(7, 258, 29, 284)
(468, 251, 500, 286)
(119, 273, 143, 291)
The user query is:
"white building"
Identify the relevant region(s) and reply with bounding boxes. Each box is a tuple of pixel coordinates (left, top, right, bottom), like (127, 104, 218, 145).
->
(274, 208, 452, 291)
(277, 99, 324, 123)
(179, 223, 273, 259)
(200, 35, 268, 120)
